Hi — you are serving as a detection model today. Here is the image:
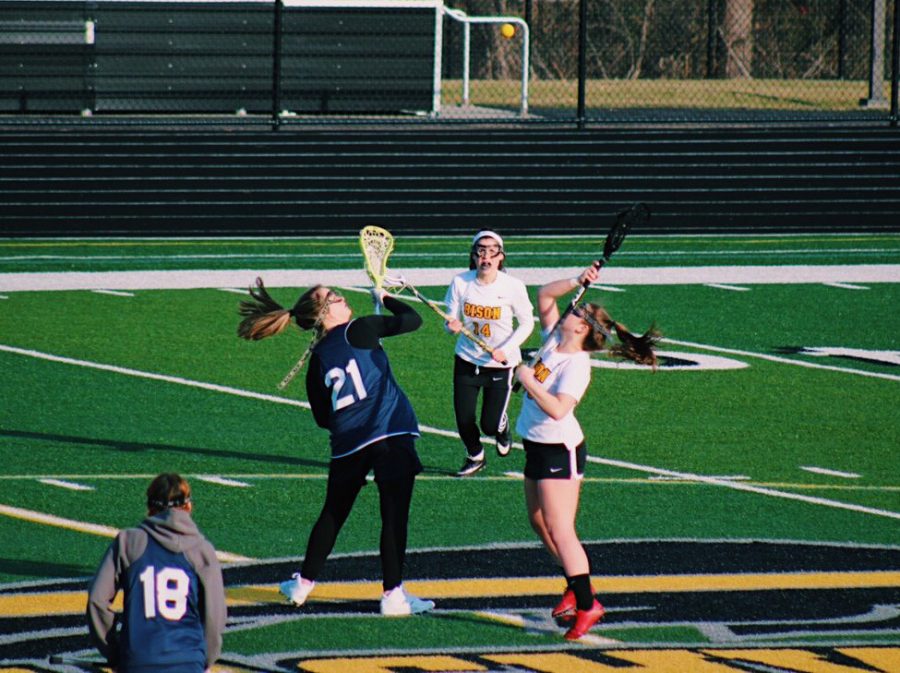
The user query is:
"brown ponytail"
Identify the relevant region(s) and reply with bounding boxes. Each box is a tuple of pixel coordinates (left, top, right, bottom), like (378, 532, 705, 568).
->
(238, 278, 325, 340)
(580, 303, 661, 369)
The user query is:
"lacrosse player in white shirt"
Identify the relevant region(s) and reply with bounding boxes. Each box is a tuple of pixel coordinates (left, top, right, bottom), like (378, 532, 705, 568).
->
(444, 230, 535, 477)
(515, 265, 659, 640)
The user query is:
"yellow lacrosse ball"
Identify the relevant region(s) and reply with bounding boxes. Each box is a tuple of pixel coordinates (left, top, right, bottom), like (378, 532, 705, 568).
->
(500, 23, 515, 39)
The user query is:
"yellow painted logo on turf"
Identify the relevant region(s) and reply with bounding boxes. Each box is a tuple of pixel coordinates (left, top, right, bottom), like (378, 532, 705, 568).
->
(288, 648, 900, 673)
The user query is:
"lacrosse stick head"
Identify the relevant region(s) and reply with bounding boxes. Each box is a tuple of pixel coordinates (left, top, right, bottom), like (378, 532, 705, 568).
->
(359, 226, 395, 291)
(605, 202, 649, 260)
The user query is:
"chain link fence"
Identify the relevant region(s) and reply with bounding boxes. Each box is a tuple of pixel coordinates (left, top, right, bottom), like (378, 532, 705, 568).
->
(1, 0, 897, 126)
(441, 0, 898, 123)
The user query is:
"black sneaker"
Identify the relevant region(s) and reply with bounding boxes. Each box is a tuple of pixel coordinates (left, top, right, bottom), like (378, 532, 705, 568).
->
(456, 455, 486, 477)
(495, 414, 511, 457)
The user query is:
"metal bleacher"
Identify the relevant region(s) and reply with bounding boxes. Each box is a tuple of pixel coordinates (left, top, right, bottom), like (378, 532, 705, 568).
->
(1, 126, 899, 236)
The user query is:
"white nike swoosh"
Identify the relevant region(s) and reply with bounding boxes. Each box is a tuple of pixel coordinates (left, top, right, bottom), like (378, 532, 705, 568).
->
(550, 467, 563, 473)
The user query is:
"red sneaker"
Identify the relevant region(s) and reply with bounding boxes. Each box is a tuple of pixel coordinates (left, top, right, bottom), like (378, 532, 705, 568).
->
(551, 588, 576, 620)
(564, 599, 605, 640)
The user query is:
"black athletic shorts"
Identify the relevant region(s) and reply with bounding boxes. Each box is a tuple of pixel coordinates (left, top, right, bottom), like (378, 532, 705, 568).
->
(329, 433, 422, 488)
(523, 438, 586, 480)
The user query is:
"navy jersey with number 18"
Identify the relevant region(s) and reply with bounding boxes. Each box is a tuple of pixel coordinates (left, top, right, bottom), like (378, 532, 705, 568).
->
(120, 535, 205, 670)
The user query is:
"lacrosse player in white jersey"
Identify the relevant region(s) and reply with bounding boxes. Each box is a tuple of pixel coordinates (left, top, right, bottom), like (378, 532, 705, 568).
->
(515, 266, 659, 640)
(443, 231, 535, 477)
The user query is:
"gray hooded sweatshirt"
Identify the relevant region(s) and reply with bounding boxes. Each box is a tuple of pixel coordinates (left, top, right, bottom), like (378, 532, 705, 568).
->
(86, 508, 226, 670)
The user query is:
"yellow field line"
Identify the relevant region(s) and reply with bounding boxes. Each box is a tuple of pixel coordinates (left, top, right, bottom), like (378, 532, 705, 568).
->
(0, 503, 252, 564)
(236, 571, 900, 604)
(4, 571, 897, 618)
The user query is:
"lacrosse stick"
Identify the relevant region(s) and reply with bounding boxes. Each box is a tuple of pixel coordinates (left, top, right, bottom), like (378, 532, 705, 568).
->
(277, 338, 318, 390)
(385, 271, 508, 366)
(360, 225, 395, 315)
(48, 655, 109, 669)
(513, 202, 649, 391)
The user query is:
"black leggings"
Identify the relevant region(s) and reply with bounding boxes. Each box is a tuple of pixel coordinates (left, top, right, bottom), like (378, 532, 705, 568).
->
(453, 356, 513, 456)
(300, 436, 420, 591)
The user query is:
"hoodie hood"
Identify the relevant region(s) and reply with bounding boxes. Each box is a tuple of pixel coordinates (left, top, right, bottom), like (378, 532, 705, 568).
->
(140, 508, 203, 555)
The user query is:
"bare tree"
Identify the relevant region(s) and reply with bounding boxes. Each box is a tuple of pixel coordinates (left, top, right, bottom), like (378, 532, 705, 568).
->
(631, 0, 655, 78)
(723, 0, 754, 78)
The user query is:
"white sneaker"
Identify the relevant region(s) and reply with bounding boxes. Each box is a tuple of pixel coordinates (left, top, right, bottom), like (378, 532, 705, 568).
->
(380, 585, 435, 617)
(279, 574, 315, 606)
(495, 413, 512, 457)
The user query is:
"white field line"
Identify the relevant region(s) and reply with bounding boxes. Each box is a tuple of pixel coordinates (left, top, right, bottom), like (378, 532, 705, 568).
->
(823, 282, 870, 290)
(649, 475, 750, 482)
(90, 289, 134, 297)
(0, 503, 251, 562)
(195, 475, 252, 488)
(0, 503, 118, 537)
(663, 338, 900, 382)
(586, 456, 900, 521)
(704, 283, 751, 291)
(801, 466, 861, 479)
(4, 472, 897, 492)
(38, 478, 94, 491)
(0, 504, 251, 563)
(1, 343, 897, 522)
(1, 264, 899, 292)
(473, 609, 619, 645)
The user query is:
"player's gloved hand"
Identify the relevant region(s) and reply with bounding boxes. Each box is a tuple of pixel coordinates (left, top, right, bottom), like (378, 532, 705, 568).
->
(383, 272, 407, 292)
(371, 287, 387, 305)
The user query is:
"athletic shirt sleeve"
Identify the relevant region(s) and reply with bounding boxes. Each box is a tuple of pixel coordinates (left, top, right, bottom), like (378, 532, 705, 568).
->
(503, 275, 535, 352)
(554, 352, 592, 402)
(442, 274, 463, 333)
(306, 354, 331, 429)
(346, 295, 422, 348)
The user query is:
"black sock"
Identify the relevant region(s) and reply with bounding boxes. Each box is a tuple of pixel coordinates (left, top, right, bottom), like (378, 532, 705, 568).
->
(570, 574, 594, 611)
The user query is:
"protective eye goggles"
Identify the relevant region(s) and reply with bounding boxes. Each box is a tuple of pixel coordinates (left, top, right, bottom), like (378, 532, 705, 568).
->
(314, 289, 345, 321)
(573, 303, 613, 339)
(473, 245, 503, 258)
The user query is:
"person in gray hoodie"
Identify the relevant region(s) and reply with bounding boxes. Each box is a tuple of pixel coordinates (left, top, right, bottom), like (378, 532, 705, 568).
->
(86, 473, 226, 673)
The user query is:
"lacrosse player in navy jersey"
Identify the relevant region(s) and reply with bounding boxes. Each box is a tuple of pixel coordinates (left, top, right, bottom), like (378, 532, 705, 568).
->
(86, 473, 226, 673)
(238, 280, 434, 616)
(444, 231, 534, 477)
(515, 266, 659, 640)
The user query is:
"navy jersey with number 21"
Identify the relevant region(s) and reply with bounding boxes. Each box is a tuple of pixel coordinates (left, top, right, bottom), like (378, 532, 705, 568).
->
(310, 321, 419, 458)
